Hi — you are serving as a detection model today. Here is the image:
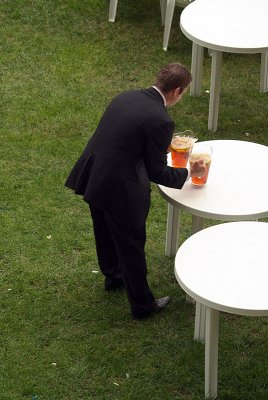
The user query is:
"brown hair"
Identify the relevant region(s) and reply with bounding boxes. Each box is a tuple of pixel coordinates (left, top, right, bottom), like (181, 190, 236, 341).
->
(154, 63, 192, 94)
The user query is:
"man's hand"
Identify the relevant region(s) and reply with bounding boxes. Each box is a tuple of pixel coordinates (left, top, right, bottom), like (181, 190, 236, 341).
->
(190, 159, 207, 178)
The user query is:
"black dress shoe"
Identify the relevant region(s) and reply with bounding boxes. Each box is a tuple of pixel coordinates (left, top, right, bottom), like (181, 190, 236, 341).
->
(154, 296, 171, 312)
(132, 296, 171, 320)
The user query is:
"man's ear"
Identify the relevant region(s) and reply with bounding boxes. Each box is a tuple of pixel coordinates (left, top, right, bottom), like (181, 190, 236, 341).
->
(174, 87, 183, 96)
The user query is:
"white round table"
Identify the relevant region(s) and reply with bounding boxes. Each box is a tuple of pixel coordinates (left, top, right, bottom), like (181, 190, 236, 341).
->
(160, 140, 268, 330)
(158, 140, 268, 258)
(180, 0, 268, 132)
(175, 221, 268, 399)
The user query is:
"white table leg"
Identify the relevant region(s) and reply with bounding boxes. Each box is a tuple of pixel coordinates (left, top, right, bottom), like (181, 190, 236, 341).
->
(194, 301, 206, 342)
(162, 0, 176, 51)
(208, 50, 222, 132)
(192, 215, 204, 234)
(205, 307, 219, 400)
(108, 0, 118, 22)
(165, 204, 180, 257)
(190, 43, 204, 96)
(260, 51, 268, 92)
(159, 0, 166, 25)
(187, 216, 204, 304)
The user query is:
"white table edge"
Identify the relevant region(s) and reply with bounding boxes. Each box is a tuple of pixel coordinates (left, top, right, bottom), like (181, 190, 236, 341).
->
(157, 185, 268, 222)
(174, 268, 268, 317)
(179, 22, 268, 54)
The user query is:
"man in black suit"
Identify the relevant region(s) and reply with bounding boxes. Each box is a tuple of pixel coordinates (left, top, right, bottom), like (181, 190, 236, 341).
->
(65, 63, 206, 319)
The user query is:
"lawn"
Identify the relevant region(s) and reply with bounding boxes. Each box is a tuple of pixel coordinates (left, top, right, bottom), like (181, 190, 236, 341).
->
(0, 1, 267, 399)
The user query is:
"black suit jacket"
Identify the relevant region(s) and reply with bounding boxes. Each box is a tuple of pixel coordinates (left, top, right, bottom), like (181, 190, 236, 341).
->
(65, 87, 188, 228)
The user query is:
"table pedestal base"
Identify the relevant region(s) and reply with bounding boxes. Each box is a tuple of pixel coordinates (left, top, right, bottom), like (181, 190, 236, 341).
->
(189, 43, 267, 131)
(165, 204, 206, 309)
(208, 50, 222, 132)
(190, 42, 204, 96)
(194, 301, 206, 342)
(165, 204, 204, 257)
(165, 204, 180, 257)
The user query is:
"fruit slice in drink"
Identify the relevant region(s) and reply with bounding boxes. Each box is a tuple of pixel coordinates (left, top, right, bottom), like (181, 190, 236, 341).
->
(190, 153, 212, 185)
(170, 136, 197, 168)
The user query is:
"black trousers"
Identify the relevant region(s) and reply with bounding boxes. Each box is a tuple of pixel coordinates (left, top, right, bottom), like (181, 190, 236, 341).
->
(89, 204, 156, 318)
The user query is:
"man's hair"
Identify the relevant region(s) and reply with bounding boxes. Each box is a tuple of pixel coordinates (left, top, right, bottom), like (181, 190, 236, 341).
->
(154, 63, 192, 94)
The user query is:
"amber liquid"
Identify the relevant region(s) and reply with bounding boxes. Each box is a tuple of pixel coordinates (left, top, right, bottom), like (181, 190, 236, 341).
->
(171, 148, 191, 168)
(190, 153, 212, 185)
(170, 136, 197, 168)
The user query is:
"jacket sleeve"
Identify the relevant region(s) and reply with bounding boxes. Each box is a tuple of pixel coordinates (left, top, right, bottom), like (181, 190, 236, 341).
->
(144, 120, 188, 189)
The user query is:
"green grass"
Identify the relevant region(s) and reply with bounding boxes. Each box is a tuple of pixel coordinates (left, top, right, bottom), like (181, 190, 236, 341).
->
(0, 1, 267, 399)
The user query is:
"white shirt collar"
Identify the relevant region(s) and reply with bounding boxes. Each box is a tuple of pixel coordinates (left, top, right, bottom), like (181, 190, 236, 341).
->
(152, 86, 167, 107)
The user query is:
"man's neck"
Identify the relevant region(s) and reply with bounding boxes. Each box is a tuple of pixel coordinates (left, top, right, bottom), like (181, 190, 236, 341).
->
(152, 86, 167, 107)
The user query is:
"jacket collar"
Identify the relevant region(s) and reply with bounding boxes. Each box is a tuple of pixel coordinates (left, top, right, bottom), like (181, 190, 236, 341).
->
(152, 86, 167, 106)
(143, 87, 166, 107)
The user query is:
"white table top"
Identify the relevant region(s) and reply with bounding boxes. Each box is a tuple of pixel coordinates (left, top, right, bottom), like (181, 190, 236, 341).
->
(175, 221, 268, 316)
(180, 0, 268, 53)
(159, 140, 268, 221)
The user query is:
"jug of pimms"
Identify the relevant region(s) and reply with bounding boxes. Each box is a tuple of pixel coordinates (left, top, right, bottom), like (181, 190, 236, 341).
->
(170, 130, 198, 168)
